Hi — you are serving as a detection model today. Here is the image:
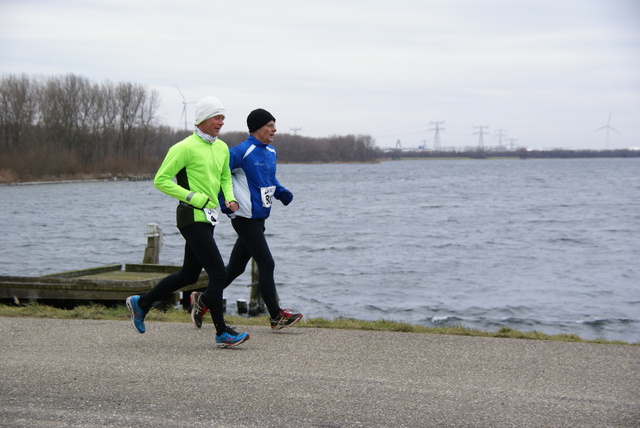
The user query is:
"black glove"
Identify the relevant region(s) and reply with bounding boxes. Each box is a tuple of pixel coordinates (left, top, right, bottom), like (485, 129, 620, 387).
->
(279, 190, 293, 206)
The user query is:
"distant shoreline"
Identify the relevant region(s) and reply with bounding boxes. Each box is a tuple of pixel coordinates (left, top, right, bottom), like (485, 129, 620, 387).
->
(2, 154, 639, 185)
(0, 174, 155, 186)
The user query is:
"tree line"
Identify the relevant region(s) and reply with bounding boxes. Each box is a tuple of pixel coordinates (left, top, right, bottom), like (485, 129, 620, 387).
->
(220, 131, 379, 163)
(0, 73, 381, 182)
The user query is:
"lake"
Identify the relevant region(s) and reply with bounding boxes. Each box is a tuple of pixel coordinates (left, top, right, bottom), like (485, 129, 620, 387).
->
(1, 158, 638, 342)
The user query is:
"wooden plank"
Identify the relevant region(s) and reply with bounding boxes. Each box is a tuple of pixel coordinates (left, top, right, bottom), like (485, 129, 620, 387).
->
(0, 264, 209, 303)
(0, 281, 208, 301)
(123, 264, 183, 274)
(42, 265, 123, 278)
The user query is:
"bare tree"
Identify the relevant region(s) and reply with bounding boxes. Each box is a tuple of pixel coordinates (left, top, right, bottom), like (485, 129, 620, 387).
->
(0, 74, 38, 150)
(0, 72, 385, 182)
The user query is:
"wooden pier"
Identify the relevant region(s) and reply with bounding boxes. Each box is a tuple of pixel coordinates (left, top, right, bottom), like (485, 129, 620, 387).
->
(0, 223, 265, 313)
(0, 263, 208, 307)
(0, 223, 204, 308)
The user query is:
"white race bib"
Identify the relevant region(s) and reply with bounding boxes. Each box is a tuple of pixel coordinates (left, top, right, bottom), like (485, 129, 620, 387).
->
(203, 208, 219, 225)
(260, 186, 276, 207)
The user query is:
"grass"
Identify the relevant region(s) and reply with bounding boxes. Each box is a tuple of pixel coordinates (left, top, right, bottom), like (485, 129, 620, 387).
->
(0, 302, 635, 346)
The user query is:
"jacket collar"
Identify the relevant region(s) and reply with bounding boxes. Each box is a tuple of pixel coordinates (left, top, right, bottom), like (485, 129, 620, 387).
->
(195, 128, 217, 143)
(247, 134, 268, 147)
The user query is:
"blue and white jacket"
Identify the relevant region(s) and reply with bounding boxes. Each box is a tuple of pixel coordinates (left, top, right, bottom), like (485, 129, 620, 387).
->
(223, 135, 293, 219)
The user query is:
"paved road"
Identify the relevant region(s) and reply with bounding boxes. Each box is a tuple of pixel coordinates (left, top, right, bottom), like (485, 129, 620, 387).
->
(1, 317, 638, 427)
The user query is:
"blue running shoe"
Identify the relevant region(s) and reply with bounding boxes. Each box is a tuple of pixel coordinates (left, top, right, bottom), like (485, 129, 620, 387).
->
(126, 295, 146, 334)
(215, 326, 249, 348)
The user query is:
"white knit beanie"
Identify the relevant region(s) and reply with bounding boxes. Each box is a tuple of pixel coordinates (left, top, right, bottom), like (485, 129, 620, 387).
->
(194, 96, 226, 125)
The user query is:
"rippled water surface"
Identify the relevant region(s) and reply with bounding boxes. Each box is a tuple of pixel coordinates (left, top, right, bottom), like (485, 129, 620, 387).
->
(1, 158, 639, 342)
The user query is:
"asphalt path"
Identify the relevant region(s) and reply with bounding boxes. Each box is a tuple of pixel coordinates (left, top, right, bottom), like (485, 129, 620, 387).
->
(1, 317, 638, 427)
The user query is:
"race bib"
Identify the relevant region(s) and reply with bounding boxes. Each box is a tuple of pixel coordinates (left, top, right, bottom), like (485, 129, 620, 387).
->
(203, 208, 219, 225)
(260, 186, 276, 207)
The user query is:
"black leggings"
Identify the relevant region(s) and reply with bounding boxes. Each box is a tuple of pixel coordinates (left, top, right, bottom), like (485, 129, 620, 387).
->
(225, 217, 280, 319)
(138, 222, 227, 334)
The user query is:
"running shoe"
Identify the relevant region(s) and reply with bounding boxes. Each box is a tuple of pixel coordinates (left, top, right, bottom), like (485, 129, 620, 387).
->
(215, 326, 250, 347)
(125, 295, 146, 334)
(190, 291, 209, 329)
(270, 308, 303, 330)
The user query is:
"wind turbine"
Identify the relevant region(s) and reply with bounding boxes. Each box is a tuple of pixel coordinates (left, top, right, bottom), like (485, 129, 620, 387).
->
(176, 85, 196, 130)
(595, 111, 621, 149)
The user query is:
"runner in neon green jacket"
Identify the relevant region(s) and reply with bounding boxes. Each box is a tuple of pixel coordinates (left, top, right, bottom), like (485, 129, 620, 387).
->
(126, 96, 249, 348)
(154, 132, 236, 228)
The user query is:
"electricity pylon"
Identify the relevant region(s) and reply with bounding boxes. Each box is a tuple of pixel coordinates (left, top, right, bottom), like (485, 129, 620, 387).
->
(473, 125, 489, 150)
(495, 129, 507, 148)
(430, 121, 445, 151)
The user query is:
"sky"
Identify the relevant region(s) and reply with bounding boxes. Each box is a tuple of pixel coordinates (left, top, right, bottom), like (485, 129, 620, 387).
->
(1, 0, 639, 150)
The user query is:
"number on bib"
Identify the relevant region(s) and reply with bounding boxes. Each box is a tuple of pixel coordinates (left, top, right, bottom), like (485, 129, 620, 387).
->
(260, 186, 276, 207)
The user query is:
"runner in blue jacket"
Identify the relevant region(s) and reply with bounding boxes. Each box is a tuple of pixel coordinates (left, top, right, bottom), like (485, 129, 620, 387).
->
(191, 108, 303, 330)
(227, 136, 289, 219)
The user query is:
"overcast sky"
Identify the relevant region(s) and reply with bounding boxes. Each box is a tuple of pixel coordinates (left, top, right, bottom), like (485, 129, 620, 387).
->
(1, 0, 638, 150)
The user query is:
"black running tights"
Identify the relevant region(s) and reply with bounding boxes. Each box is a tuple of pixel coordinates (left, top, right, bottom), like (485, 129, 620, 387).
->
(225, 217, 280, 319)
(138, 222, 227, 334)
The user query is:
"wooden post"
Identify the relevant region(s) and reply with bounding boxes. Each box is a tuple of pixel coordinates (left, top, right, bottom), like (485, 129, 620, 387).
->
(237, 298, 248, 314)
(142, 223, 162, 264)
(247, 259, 279, 316)
(248, 259, 263, 315)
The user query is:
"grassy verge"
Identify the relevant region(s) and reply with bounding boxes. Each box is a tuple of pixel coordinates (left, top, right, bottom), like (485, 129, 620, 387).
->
(0, 303, 634, 346)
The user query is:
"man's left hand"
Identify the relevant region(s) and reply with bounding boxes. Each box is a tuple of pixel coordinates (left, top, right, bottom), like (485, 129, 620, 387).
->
(225, 201, 239, 212)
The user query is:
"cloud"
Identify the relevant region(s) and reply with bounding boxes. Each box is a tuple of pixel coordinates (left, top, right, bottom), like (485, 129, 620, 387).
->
(1, 0, 638, 149)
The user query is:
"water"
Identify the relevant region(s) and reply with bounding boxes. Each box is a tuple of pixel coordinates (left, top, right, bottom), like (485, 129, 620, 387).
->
(1, 158, 639, 343)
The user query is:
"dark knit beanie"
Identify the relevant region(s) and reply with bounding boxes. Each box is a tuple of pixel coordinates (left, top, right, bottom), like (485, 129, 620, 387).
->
(247, 108, 276, 133)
